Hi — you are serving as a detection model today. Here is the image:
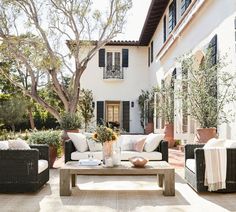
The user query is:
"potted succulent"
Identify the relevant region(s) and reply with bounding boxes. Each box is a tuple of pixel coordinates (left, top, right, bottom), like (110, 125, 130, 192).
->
(179, 50, 236, 143)
(29, 130, 61, 168)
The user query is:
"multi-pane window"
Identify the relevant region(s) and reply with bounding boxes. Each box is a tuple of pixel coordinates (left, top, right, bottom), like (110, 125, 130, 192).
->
(106, 52, 120, 68)
(151, 41, 154, 63)
(168, 0, 176, 33)
(181, 0, 191, 15)
(163, 16, 167, 42)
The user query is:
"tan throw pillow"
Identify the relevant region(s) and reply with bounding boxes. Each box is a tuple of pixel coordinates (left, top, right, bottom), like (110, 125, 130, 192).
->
(132, 137, 146, 152)
(8, 139, 31, 150)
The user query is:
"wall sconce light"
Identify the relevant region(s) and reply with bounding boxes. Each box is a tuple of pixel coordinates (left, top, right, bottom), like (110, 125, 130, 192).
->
(92, 102, 95, 108)
(131, 101, 134, 108)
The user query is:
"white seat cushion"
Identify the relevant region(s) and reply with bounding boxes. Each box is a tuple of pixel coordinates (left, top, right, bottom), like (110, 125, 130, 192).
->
(38, 159, 48, 174)
(186, 159, 196, 173)
(0, 141, 9, 150)
(71, 150, 162, 161)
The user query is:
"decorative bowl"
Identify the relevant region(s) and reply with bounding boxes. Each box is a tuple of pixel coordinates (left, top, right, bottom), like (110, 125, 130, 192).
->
(129, 156, 149, 168)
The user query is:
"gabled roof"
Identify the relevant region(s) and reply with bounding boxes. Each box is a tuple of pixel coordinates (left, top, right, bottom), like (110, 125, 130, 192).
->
(139, 0, 169, 46)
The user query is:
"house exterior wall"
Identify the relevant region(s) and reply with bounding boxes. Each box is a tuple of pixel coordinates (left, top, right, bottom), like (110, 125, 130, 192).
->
(147, 0, 236, 141)
(80, 45, 149, 133)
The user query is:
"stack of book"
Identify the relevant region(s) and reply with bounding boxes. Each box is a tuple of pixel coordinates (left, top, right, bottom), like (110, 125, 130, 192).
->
(78, 159, 101, 166)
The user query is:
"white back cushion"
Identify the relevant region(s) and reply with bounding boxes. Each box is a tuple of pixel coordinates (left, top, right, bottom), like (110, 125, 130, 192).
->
(144, 133, 165, 152)
(204, 138, 225, 148)
(67, 132, 88, 152)
(8, 139, 30, 150)
(224, 140, 236, 148)
(87, 139, 102, 152)
(0, 141, 9, 150)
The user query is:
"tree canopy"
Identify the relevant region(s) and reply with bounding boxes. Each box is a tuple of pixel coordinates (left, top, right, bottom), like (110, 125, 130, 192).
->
(0, 0, 132, 121)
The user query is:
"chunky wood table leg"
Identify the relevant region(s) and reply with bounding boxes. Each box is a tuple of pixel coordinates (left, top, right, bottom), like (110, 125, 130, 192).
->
(71, 174, 76, 187)
(60, 169, 71, 196)
(157, 174, 164, 187)
(163, 169, 175, 196)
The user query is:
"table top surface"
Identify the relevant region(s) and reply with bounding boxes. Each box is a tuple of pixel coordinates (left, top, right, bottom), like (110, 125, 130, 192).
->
(62, 161, 174, 171)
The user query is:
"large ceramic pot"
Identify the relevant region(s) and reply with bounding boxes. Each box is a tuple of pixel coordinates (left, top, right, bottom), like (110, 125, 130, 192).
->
(164, 123, 175, 148)
(195, 127, 217, 143)
(145, 122, 154, 134)
(49, 145, 57, 168)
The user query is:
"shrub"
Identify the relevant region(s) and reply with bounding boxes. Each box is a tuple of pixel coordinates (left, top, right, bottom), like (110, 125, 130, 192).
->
(29, 130, 61, 148)
(59, 112, 82, 130)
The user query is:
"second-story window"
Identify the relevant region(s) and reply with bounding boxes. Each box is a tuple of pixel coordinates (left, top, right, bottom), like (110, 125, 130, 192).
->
(168, 0, 176, 34)
(181, 0, 191, 15)
(163, 16, 167, 42)
(98, 48, 128, 79)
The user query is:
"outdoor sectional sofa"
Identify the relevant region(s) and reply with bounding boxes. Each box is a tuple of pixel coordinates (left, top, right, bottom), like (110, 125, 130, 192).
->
(0, 144, 49, 192)
(185, 144, 236, 192)
(65, 134, 168, 163)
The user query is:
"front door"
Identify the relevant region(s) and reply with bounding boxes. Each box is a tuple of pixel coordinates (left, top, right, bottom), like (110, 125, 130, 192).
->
(106, 101, 120, 128)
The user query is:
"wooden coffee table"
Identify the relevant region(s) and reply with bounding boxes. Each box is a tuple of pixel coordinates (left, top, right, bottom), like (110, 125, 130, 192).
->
(60, 161, 175, 196)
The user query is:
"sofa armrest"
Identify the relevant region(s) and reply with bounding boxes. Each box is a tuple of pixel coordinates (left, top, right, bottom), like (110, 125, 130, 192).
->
(65, 140, 76, 163)
(157, 140, 168, 162)
(185, 144, 204, 161)
(30, 144, 49, 161)
(0, 150, 39, 181)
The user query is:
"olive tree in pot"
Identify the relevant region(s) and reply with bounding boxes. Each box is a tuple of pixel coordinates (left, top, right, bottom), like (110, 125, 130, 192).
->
(155, 82, 175, 147)
(59, 112, 82, 150)
(179, 50, 236, 143)
(29, 130, 61, 168)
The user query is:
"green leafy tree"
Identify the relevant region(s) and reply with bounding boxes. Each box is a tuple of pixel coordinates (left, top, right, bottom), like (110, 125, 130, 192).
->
(79, 89, 94, 131)
(0, 0, 132, 122)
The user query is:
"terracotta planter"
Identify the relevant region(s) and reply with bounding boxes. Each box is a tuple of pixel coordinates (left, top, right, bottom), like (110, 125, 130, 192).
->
(195, 128, 217, 143)
(49, 145, 57, 168)
(164, 123, 175, 148)
(145, 122, 154, 134)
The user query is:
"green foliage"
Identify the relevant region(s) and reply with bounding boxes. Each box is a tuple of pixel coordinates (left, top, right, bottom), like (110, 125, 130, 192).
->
(29, 130, 61, 148)
(0, 95, 28, 131)
(179, 50, 236, 128)
(59, 112, 82, 130)
(155, 83, 174, 124)
(138, 88, 158, 128)
(79, 89, 94, 131)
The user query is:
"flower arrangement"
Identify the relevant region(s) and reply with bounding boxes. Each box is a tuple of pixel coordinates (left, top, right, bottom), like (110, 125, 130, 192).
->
(92, 125, 118, 144)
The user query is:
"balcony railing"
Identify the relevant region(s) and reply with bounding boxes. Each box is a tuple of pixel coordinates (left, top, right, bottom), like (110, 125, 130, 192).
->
(103, 65, 124, 79)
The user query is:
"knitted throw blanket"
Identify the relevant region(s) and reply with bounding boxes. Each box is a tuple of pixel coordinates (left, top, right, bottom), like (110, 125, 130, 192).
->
(204, 147, 227, 191)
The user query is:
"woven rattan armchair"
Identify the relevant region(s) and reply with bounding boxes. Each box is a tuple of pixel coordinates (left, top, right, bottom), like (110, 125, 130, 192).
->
(0, 144, 49, 192)
(185, 144, 236, 192)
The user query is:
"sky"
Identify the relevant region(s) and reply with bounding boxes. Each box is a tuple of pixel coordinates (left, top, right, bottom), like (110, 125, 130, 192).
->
(93, 0, 152, 41)
(116, 0, 152, 41)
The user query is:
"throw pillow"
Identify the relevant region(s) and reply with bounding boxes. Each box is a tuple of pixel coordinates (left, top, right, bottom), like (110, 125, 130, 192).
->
(132, 137, 146, 152)
(0, 141, 9, 150)
(87, 139, 102, 152)
(8, 139, 31, 150)
(144, 133, 165, 152)
(203, 138, 225, 148)
(67, 132, 88, 152)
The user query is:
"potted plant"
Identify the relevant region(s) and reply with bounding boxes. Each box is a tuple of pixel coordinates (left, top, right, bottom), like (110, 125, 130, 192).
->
(60, 112, 82, 139)
(155, 82, 175, 147)
(180, 50, 236, 142)
(29, 130, 61, 168)
(138, 88, 157, 134)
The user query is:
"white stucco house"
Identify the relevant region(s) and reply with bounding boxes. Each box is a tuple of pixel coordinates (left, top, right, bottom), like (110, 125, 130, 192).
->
(81, 0, 236, 141)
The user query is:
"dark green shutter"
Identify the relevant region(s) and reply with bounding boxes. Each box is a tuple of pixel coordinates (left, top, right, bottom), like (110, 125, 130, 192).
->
(96, 101, 104, 125)
(122, 101, 130, 132)
(151, 41, 153, 63)
(122, 49, 129, 67)
(148, 47, 150, 67)
(99, 49, 105, 67)
(208, 35, 217, 65)
(163, 16, 167, 42)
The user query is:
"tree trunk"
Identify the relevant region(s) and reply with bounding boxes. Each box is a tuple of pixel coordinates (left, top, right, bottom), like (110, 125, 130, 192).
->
(11, 124, 15, 133)
(28, 107, 35, 130)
